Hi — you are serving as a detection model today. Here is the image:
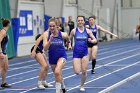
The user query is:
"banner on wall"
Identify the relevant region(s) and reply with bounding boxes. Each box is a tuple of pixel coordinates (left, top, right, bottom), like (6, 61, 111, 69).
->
(19, 10, 33, 37)
(44, 15, 51, 31)
(61, 17, 65, 24)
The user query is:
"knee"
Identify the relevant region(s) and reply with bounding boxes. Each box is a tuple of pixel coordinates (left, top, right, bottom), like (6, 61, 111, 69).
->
(42, 65, 49, 71)
(82, 70, 87, 76)
(5, 64, 8, 70)
(2, 67, 8, 72)
(54, 70, 60, 76)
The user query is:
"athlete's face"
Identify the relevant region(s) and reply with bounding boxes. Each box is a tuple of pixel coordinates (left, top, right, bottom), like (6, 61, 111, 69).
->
(77, 17, 85, 27)
(89, 18, 95, 26)
(49, 21, 57, 33)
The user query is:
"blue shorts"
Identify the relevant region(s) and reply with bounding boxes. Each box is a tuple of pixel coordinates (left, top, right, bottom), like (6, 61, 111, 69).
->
(73, 49, 88, 58)
(48, 54, 67, 65)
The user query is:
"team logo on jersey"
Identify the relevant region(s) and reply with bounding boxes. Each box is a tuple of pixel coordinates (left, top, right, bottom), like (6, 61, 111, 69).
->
(91, 28, 97, 32)
(50, 38, 63, 46)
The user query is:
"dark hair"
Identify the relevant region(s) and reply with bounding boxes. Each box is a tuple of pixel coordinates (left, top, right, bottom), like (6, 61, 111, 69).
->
(35, 34, 41, 40)
(77, 15, 86, 22)
(1, 18, 10, 27)
(88, 15, 96, 20)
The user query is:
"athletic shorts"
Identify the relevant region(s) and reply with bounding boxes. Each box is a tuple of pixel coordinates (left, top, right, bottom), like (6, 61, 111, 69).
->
(87, 42, 98, 48)
(31, 45, 43, 54)
(73, 49, 88, 58)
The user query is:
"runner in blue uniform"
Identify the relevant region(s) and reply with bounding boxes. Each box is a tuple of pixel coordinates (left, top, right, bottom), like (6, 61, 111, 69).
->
(69, 16, 97, 91)
(0, 18, 11, 89)
(31, 34, 53, 89)
(88, 16, 118, 74)
(32, 18, 68, 93)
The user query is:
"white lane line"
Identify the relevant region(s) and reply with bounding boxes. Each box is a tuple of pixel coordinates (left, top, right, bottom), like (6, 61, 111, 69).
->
(19, 53, 140, 93)
(98, 45, 139, 55)
(8, 43, 139, 67)
(9, 48, 140, 85)
(98, 72, 140, 93)
(97, 48, 140, 61)
(8, 55, 73, 71)
(2, 45, 129, 80)
(96, 64, 140, 67)
(67, 61, 140, 92)
(8, 47, 140, 72)
(8, 52, 72, 67)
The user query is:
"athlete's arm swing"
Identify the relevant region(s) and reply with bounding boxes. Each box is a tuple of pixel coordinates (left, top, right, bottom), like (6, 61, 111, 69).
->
(97, 25, 118, 38)
(68, 28, 75, 49)
(87, 28, 97, 43)
(31, 34, 44, 57)
(43, 31, 54, 51)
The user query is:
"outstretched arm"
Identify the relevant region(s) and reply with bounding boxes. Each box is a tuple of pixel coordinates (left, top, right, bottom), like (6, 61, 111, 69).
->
(68, 28, 75, 49)
(97, 25, 118, 38)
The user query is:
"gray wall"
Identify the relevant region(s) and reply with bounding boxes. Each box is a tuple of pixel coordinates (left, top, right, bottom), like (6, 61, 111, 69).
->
(121, 8, 140, 38)
(9, 0, 140, 40)
(122, 0, 140, 8)
(44, 0, 63, 17)
(10, 0, 64, 17)
(9, 0, 18, 18)
(77, 0, 93, 17)
(132, 0, 140, 8)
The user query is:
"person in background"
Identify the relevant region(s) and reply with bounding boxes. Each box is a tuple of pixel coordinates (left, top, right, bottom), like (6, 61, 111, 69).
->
(64, 22, 70, 50)
(0, 18, 12, 89)
(87, 16, 118, 74)
(31, 34, 53, 89)
(68, 16, 75, 47)
(136, 18, 140, 42)
(56, 17, 64, 32)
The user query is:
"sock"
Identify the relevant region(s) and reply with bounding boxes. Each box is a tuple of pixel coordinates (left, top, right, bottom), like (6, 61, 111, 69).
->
(56, 82, 61, 93)
(61, 80, 66, 89)
(42, 80, 47, 83)
(92, 59, 96, 70)
(38, 80, 42, 85)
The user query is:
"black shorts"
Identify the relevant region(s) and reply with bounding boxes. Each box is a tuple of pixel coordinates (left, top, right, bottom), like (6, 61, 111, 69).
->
(87, 42, 98, 48)
(2, 51, 6, 55)
(31, 45, 43, 54)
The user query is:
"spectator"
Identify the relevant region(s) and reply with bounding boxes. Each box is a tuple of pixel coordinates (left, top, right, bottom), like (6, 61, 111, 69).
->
(136, 24, 140, 42)
(64, 22, 70, 50)
(56, 17, 64, 32)
(68, 16, 75, 46)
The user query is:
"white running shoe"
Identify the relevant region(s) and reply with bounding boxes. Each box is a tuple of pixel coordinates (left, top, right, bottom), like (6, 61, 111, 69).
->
(80, 87, 85, 91)
(42, 81, 53, 87)
(38, 83, 45, 89)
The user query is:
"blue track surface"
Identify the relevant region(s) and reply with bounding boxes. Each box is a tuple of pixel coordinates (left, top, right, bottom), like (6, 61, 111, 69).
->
(0, 39, 140, 93)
